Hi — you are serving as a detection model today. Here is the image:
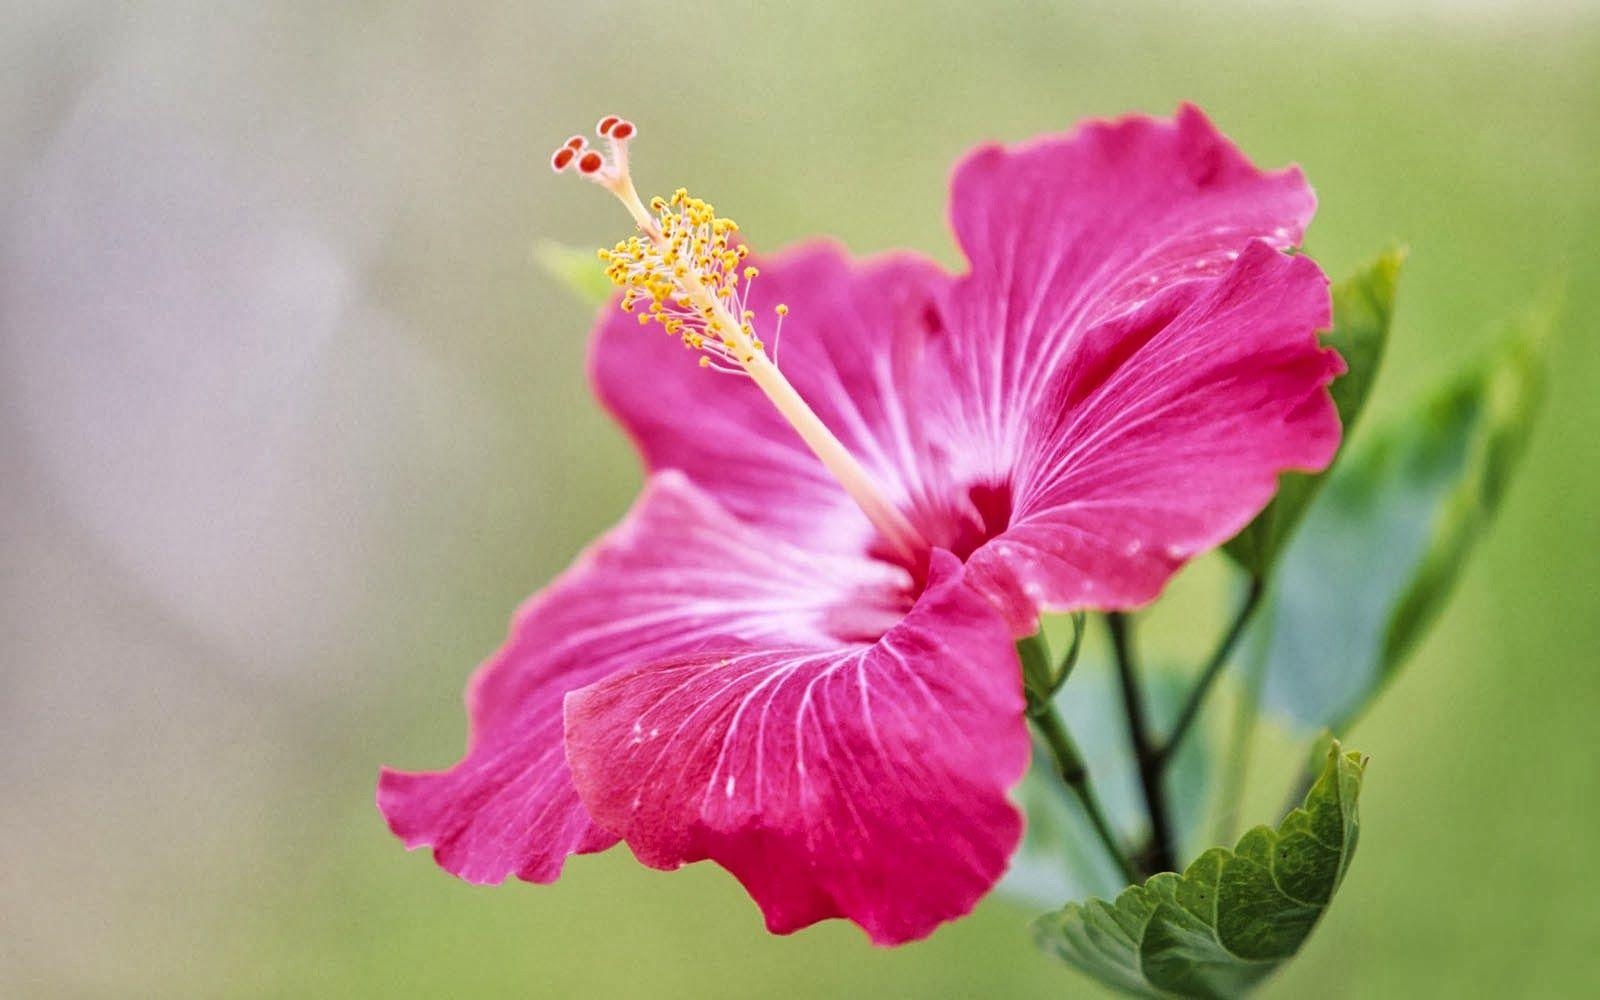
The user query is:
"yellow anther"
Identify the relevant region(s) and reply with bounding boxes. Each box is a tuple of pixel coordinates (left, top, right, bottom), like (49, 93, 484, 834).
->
(564, 121, 929, 564)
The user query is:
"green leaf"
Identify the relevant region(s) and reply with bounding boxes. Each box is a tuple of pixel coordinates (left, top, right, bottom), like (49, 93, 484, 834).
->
(534, 239, 613, 307)
(1224, 250, 1405, 577)
(1001, 659, 1215, 910)
(1033, 745, 1368, 999)
(1256, 309, 1547, 731)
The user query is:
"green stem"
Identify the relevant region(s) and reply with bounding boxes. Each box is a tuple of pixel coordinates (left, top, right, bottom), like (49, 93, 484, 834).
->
(1214, 582, 1274, 845)
(1106, 612, 1177, 874)
(1214, 661, 1262, 845)
(1155, 576, 1266, 764)
(1030, 702, 1139, 885)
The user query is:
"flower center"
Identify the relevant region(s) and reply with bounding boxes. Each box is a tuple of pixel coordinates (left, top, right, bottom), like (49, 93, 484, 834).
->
(552, 116, 927, 564)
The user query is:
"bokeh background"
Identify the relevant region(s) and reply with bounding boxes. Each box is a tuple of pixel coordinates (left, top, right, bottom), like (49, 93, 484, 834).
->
(4, 1, 1597, 996)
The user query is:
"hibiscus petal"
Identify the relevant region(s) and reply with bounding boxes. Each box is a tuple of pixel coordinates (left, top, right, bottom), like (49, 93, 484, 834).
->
(966, 240, 1343, 614)
(377, 470, 909, 884)
(590, 242, 952, 556)
(941, 104, 1318, 471)
(563, 551, 1029, 946)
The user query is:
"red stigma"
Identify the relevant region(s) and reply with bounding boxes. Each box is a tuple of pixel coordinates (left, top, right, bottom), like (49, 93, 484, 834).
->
(610, 120, 635, 141)
(597, 115, 620, 136)
(578, 150, 604, 174)
(551, 147, 575, 171)
(564, 135, 587, 151)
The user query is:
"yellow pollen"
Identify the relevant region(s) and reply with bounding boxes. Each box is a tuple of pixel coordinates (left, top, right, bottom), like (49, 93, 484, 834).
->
(558, 116, 928, 563)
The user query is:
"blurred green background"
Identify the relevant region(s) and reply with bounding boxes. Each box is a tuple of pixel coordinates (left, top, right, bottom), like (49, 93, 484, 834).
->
(4, 1, 1597, 996)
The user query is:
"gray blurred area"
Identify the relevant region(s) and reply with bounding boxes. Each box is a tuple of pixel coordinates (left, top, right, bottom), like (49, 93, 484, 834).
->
(3, 2, 1598, 996)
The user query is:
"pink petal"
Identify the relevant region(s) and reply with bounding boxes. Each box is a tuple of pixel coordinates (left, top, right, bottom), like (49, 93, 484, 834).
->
(966, 240, 1343, 614)
(563, 552, 1028, 946)
(589, 108, 1337, 627)
(922, 105, 1338, 617)
(940, 103, 1317, 470)
(590, 242, 954, 559)
(378, 471, 910, 884)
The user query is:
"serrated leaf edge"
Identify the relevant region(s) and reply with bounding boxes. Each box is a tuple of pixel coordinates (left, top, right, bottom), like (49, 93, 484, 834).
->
(1033, 746, 1368, 998)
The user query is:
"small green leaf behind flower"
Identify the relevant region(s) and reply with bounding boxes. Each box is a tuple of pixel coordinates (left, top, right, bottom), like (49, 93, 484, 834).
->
(535, 239, 613, 307)
(1224, 249, 1405, 577)
(1033, 745, 1367, 999)
(1253, 304, 1548, 733)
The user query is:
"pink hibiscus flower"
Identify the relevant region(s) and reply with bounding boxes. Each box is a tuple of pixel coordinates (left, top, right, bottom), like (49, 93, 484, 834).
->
(379, 105, 1343, 945)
